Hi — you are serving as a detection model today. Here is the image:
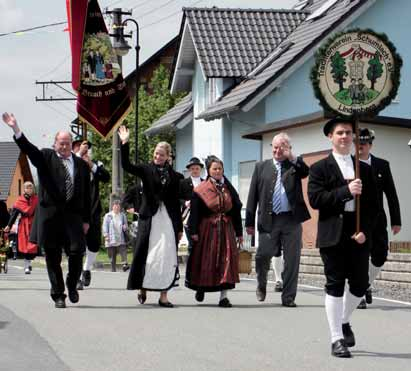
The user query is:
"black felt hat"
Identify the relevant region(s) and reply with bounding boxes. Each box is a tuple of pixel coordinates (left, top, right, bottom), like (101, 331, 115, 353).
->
(323, 117, 355, 136)
(72, 138, 92, 149)
(185, 157, 204, 169)
(358, 128, 375, 144)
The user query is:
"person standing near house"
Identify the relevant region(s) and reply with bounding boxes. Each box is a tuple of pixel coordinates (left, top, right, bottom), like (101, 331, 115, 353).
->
(246, 132, 310, 307)
(72, 139, 111, 288)
(185, 155, 243, 307)
(119, 125, 183, 308)
(102, 200, 129, 272)
(179, 157, 204, 251)
(356, 128, 401, 309)
(308, 118, 378, 358)
(5, 181, 38, 274)
(2, 112, 91, 309)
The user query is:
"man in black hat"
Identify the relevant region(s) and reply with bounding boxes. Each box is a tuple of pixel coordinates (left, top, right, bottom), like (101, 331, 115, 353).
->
(72, 138, 110, 288)
(308, 118, 378, 358)
(179, 157, 204, 250)
(356, 128, 401, 309)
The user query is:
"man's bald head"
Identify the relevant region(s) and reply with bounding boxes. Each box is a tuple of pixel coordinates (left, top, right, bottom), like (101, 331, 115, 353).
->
(54, 131, 73, 159)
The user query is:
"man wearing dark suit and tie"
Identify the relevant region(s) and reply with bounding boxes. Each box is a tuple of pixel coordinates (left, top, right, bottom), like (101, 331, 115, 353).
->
(2, 112, 91, 309)
(246, 132, 310, 307)
(308, 118, 378, 358)
(356, 128, 401, 309)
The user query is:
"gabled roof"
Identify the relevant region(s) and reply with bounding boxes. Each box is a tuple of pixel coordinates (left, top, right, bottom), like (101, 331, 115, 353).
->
(144, 93, 193, 136)
(0, 142, 21, 200)
(183, 7, 308, 78)
(197, 0, 374, 120)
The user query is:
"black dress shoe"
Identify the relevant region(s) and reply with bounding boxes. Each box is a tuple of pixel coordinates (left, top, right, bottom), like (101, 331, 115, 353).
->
(55, 297, 66, 309)
(158, 300, 174, 308)
(342, 323, 355, 347)
(122, 264, 130, 272)
(82, 270, 91, 287)
(282, 299, 297, 308)
(274, 281, 283, 292)
(365, 288, 373, 304)
(68, 289, 79, 303)
(357, 299, 367, 309)
(76, 280, 84, 290)
(331, 339, 351, 358)
(195, 291, 205, 302)
(256, 286, 266, 302)
(137, 290, 147, 304)
(218, 298, 232, 308)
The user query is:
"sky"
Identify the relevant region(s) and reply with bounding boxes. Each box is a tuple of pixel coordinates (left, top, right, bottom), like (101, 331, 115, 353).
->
(0, 0, 296, 148)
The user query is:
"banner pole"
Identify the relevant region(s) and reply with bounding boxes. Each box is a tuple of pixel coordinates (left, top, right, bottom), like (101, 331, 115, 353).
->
(354, 115, 360, 235)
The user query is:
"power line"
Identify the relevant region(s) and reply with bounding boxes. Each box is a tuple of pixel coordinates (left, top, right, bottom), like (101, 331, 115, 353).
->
(137, 0, 177, 18)
(37, 53, 71, 80)
(131, 0, 156, 11)
(0, 21, 67, 37)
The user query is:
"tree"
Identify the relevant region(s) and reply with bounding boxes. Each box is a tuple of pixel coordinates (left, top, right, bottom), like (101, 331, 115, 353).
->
(330, 51, 348, 91)
(367, 51, 383, 90)
(91, 64, 186, 213)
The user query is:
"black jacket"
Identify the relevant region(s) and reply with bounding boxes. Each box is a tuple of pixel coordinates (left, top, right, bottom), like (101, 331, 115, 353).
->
(14, 134, 91, 251)
(308, 154, 378, 248)
(121, 143, 183, 233)
(245, 157, 311, 232)
(90, 161, 110, 219)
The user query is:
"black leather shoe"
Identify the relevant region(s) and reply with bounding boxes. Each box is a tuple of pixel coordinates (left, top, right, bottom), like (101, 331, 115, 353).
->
(55, 297, 66, 309)
(82, 270, 91, 287)
(331, 339, 351, 358)
(68, 289, 79, 304)
(218, 298, 232, 308)
(195, 291, 205, 302)
(76, 280, 84, 290)
(274, 281, 283, 292)
(256, 286, 266, 302)
(365, 288, 373, 304)
(282, 299, 297, 308)
(342, 323, 355, 347)
(122, 264, 130, 272)
(357, 299, 367, 309)
(158, 300, 174, 308)
(137, 290, 147, 304)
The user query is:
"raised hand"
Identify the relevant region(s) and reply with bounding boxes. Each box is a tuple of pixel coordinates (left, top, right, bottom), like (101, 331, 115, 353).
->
(118, 125, 130, 144)
(2, 112, 20, 134)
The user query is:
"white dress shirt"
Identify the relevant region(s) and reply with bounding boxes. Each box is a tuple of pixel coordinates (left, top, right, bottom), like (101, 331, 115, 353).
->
(332, 152, 355, 212)
(191, 176, 202, 187)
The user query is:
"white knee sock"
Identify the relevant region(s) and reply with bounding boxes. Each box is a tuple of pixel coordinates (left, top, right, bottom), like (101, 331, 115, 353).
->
(325, 294, 344, 343)
(24, 259, 30, 270)
(342, 290, 363, 324)
(273, 256, 283, 282)
(220, 290, 228, 301)
(368, 262, 382, 286)
(83, 250, 98, 271)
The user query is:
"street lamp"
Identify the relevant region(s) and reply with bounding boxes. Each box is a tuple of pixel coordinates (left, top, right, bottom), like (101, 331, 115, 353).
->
(116, 18, 140, 164)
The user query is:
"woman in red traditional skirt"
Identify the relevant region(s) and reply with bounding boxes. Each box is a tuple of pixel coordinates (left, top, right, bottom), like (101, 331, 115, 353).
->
(186, 156, 243, 307)
(5, 181, 38, 274)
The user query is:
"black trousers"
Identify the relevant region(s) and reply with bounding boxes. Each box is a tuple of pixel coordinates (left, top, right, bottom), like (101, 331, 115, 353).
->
(45, 247, 83, 301)
(370, 212, 389, 268)
(320, 213, 370, 298)
(86, 216, 102, 253)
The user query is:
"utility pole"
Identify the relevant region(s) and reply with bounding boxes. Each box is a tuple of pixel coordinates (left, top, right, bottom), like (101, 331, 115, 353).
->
(106, 7, 132, 201)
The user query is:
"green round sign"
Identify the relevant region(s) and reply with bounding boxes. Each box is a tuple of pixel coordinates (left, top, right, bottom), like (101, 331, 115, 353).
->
(311, 29, 402, 117)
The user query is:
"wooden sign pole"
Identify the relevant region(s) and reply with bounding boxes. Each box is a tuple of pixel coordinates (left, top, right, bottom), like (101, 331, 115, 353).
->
(354, 115, 360, 235)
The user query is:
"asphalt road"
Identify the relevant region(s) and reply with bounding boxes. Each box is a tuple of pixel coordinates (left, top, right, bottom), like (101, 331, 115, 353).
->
(1, 262, 410, 371)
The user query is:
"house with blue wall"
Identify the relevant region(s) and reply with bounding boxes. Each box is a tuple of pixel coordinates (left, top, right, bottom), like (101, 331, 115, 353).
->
(146, 0, 411, 245)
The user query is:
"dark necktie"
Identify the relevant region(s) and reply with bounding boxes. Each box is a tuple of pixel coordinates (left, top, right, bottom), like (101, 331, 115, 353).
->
(61, 158, 74, 201)
(272, 161, 282, 214)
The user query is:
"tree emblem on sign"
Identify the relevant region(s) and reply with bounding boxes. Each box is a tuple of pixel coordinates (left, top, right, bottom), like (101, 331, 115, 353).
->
(330, 51, 348, 91)
(367, 52, 384, 90)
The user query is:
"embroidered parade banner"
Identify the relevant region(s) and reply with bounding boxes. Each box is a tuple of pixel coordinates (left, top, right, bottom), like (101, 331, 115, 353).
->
(67, 0, 132, 138)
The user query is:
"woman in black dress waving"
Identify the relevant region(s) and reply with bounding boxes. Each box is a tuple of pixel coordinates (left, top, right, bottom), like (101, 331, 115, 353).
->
(119, 126, 183, 307)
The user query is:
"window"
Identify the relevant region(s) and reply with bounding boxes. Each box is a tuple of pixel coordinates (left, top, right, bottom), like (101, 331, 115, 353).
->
(238, 160, 256, 205)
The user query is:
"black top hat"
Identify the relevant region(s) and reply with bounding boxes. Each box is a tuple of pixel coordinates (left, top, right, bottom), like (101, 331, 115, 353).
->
(186, 157, 204, 169)
(323, 117, 355, 136)
(72, 138, 92, 149)
(358, 128, 375, 144)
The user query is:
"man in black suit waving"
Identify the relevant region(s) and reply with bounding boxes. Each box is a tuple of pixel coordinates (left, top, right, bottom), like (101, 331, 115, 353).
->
(308, 118, 378, 358)
(356, 128, 401, 308)
(246, 132, 310, 307)
(2, 112, 91, 309)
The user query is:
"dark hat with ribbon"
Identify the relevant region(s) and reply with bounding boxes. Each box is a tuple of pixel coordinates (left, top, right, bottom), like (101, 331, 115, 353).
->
(186, 157, 204, 169)
(72, 138, 92, 150)
(357, 128, 375, 144)
(323, 117, 355, 136)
